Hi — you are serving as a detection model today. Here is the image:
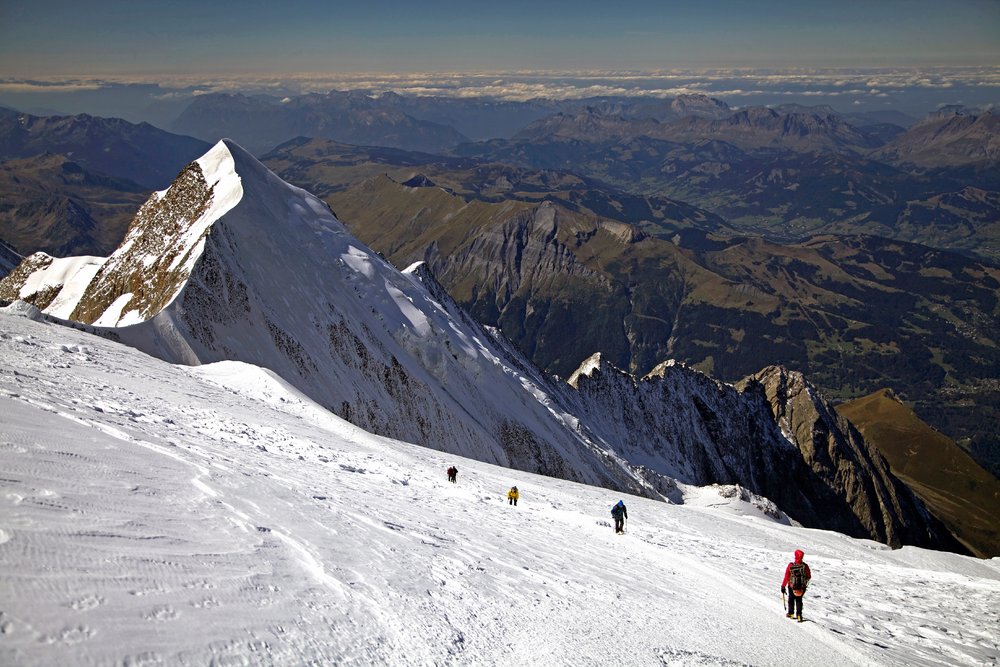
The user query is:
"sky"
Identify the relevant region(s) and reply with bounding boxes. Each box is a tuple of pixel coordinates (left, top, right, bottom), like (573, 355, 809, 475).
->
(1, 0, 998, 75)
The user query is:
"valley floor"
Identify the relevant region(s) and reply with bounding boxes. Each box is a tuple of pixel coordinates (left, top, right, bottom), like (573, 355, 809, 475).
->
(2, 307, 999, 666)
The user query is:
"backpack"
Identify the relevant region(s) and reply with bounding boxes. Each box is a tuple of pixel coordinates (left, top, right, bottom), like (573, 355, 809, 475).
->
(789, 563, 808, 593)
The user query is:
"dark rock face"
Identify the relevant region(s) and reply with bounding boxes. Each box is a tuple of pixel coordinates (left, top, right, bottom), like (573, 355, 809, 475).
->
(0, 238, 22, 280)
(567, 355, 964, 552)
(401, 174, 436, 188)
(71, 162, 215, 324)
(744, 366, 964, 551)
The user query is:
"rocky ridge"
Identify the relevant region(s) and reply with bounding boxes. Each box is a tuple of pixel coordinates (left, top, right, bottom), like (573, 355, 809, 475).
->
(566, 354, 960, 549)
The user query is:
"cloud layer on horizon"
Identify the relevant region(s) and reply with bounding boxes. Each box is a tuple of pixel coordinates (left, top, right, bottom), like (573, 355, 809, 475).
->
(2, 67, 998, 103)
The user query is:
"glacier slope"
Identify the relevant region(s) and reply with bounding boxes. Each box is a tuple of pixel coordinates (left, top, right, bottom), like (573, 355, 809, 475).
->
(1, 306, 998, 666)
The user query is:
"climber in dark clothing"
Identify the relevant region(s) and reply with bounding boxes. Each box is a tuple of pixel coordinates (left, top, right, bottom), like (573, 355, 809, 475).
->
(611, 500, 628, 534)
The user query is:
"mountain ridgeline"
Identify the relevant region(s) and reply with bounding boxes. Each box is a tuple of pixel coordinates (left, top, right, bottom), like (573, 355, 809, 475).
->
(310, 162, 1000, 476)
(0, 140, 962, 553)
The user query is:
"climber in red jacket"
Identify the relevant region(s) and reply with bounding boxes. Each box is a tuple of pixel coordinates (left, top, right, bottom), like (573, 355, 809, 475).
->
(780, 549, 812, 621)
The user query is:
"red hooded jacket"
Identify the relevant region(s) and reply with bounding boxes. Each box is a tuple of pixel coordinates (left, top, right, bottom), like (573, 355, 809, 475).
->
(781, 549, 811, 590)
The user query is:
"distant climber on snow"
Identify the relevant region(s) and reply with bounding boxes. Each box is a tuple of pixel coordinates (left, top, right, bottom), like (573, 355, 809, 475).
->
(508, 486, 519, 506)
(447, 466, 458, 483)
(611, 500, 628, 534)
(781, 549, 812, 622)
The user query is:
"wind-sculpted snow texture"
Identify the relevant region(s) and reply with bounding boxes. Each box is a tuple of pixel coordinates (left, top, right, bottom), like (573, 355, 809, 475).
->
(0, 139, 644, 494)
(567, 354, 961, 551)
(1, 306, 998, 666)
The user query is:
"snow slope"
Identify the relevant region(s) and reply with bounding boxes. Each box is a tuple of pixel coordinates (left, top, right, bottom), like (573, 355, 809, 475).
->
(2, 305, 998, 666)
(3, 139, 648, 496)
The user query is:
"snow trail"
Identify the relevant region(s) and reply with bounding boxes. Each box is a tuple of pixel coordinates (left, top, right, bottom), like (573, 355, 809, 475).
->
(1, 310, 998, 665)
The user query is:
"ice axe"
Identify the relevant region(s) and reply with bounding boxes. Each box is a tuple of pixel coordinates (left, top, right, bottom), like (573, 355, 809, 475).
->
(782, 588, 786, 609)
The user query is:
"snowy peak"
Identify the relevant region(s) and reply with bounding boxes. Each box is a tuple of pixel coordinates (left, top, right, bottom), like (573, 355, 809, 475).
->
(2, 138, 648, 494)
(566, 351, 608, 388)
(63, 138, 342, 327)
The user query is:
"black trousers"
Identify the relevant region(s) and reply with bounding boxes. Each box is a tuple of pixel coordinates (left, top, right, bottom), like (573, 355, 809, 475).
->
(509, 498, 517, 505)
(787, 591, 804, 616)
(614, 517, 624, 533)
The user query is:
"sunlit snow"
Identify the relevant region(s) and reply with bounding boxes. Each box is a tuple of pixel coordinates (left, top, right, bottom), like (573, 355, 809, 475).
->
(2, 304, 998, 666)
(17, 255, 105, 320)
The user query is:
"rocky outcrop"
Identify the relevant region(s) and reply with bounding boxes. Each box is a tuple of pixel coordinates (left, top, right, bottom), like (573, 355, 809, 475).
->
(741, 366, 964, 551)
(567, 354, 963, 551)
(70, 162, 216, 325)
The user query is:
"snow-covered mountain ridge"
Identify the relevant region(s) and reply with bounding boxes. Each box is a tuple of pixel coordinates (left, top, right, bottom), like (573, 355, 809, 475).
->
(1, 304, 997, 666)
(0, 139, 957, 551)
(1, 140, 645, 492)
(568, 355, 954, 549)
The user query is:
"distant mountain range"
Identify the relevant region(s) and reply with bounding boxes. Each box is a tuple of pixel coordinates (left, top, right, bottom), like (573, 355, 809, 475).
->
(0, 153, 148, 258)
(172, 91, 471, 154)
(873, 108, 999, 168)
(0, 111, 209, 260)
(0, 139, 963, 553)
(508, 104, 886, 153)
(457, 103, 1000, 261)
(0, 110, 210, 188)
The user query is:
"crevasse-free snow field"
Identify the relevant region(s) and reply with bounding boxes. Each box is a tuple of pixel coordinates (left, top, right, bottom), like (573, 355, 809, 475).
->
(2, 306, 998, 666)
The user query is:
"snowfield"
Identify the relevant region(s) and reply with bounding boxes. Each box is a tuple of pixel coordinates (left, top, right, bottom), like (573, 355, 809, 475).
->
(2, 305, 998, 666)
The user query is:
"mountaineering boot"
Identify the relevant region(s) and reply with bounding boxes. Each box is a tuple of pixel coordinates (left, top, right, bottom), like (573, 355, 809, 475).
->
(786, 613, 794, 618)
(796, 615, 803, 622)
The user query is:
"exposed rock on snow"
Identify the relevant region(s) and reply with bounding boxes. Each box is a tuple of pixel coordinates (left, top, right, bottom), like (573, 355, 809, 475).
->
(0, 253, 106, 318)
(567, 353, 961, 551)
(0, 139, 647, 496)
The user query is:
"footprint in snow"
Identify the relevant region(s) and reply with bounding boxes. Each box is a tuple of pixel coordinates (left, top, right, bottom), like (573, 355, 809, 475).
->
(42, 625, 96, 644)
(141, 605, 179, 622)
(68, 594, 105, 611)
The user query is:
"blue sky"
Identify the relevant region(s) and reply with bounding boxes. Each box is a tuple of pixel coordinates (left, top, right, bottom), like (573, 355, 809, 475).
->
(1, 0, 998, 75)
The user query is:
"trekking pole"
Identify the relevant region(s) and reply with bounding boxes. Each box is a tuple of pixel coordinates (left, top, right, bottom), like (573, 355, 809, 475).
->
(782, 589, 786, 610)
